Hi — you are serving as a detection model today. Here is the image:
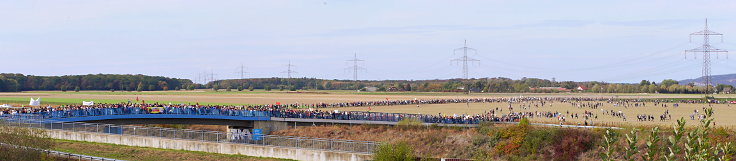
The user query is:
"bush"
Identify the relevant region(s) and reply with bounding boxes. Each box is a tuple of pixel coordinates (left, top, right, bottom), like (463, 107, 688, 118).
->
(521, 128, 558, 156)
(477, 121, 495, 135)
(374, 142, 414, 161)
(494, 118, 530, 155)
(548, 129, 598, 161)
(397, 118, 423, 128)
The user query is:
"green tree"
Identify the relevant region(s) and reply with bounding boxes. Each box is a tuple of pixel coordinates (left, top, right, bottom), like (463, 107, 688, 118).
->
(136, 82, 144, 92)
(74, 86, 80, 92)
(60, 85, 67, 92)
(265, 85, 272, 91)
(187, 84, 195, 90)
(248, 86, 254, 91)
(660, 79, 679, 88)
(213, 85, 219, 91)
(226, 87, 232, 91)
(237, 86, 243, 91)
(289, 85, 297, 91)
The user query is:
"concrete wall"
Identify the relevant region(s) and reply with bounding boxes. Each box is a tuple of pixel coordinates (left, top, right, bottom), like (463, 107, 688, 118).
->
(47, 130, 372, 161)
(254, 120, 289, 134)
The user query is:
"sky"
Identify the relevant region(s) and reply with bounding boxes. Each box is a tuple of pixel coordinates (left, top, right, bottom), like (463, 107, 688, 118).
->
(2, 0, 736, 83)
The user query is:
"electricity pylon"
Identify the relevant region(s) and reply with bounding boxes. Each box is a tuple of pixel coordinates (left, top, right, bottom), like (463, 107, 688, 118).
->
(452, 40, 480, 79)
(685, 19, 728, 97)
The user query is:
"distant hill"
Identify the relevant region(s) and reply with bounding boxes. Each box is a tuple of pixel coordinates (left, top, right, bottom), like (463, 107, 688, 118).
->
(680, 73, 736, 86)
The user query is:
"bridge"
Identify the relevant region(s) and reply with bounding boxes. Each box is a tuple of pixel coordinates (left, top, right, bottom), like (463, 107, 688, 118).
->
(13, 107, 490, 134)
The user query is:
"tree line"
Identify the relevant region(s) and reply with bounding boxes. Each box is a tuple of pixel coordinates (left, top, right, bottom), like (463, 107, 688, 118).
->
(0, 73, 193, 92)
(209, 77, 735, 94)
(1, 73, 732, 94)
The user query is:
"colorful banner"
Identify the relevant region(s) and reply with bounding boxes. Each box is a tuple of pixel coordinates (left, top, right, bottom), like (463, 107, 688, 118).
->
(148, 107, 164, 114)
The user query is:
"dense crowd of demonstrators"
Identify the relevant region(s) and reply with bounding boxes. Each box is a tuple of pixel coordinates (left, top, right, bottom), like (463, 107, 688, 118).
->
(0, 97, 730, 125)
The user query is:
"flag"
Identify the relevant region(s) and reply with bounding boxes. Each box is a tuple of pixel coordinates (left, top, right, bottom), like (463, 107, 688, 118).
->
(276, 102, 281, 105)
(368, 106, 371, 110)
(136, 96, 139, 102)
(385, 97, 389, 101)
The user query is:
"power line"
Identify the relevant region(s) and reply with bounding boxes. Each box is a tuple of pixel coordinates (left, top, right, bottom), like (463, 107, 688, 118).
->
(685, 19, 728, 96)
(346, 53, 365, 81)
(452, 40, 480, 79)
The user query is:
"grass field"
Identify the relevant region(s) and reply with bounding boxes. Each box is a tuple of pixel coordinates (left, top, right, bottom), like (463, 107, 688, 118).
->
(52, 139, 292, 161)
(5, 90, 736, 105)
(323, 101, 736, 126)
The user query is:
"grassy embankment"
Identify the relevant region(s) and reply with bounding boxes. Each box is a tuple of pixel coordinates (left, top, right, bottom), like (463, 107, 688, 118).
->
(274, 116, 736, 161)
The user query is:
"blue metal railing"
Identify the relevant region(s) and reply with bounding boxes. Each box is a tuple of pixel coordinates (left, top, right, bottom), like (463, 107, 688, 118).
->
(30, 107, 270, 119)
(4, 107, 495, 124)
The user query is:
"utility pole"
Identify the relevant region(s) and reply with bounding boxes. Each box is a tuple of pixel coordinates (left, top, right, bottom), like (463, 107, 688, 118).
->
(346, 53, 365, 81)
(685, 19, 728, 97)
(452, 40, 480, 79)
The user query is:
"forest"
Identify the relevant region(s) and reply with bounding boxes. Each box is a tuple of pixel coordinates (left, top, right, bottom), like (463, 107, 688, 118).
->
(0, 73, 732, 94)
(0, 73, 193, 92)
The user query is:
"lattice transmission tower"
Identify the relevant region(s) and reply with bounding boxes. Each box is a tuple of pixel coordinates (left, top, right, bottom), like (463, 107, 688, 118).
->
(346, 53, 365, 81)
(452, 40, 480, 79)
(685, 19, 728, 96)
(282, 60, 297, 79)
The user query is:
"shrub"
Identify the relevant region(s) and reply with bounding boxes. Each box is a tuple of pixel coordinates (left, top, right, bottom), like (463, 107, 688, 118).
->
(397, 118, 422, 128)
(494, 118, 530, 155)
(548, 129, 598, 161)
(521, 128, 558, 156)
(477, 121, 495, 135)
(600, 129, 620, 161)
(374, 141, 414, 161)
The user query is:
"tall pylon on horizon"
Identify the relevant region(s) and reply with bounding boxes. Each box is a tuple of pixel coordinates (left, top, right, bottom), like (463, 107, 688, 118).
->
(452, 40, 480, 79)
(685, 19, 728, 97)
(346, 53, 365, 81)
(282, 60, 297, 79)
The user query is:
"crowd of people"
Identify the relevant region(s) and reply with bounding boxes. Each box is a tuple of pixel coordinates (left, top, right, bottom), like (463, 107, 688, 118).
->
(0, 96, 728, 125)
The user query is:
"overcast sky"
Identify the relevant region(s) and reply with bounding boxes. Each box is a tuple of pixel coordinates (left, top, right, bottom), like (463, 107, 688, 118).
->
(2, 0, 736, 83)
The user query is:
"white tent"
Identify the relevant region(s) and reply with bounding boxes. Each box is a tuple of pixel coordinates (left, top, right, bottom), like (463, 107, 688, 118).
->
(82, 101, 94, 106)
(29, 98, 40, 106)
